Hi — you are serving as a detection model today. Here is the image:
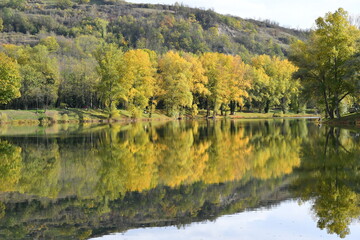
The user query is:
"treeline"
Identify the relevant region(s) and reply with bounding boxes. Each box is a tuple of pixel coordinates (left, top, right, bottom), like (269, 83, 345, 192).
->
(0, 3, 359, 119)
(0, 38, 301, 117)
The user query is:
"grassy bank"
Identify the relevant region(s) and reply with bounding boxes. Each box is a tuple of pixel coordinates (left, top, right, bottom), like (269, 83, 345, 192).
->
(0, 109, 171, 125)
(0, 109, 319, 126)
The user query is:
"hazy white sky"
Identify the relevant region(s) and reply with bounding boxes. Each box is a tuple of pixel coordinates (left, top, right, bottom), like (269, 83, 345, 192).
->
(129, 0, 360, 29)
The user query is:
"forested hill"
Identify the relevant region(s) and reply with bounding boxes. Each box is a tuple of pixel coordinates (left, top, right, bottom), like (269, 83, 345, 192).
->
(0, 0, 308, 60)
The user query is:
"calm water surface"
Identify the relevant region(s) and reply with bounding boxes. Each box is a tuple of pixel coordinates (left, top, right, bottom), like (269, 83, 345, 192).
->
(0, 119, 359, 239)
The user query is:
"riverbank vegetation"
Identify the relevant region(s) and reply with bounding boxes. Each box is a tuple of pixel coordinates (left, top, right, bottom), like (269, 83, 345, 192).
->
(0, 1, 359, 121)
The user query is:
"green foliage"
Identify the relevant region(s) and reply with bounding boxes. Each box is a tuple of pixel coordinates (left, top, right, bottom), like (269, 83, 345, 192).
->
(0, 18, 3, 32)
(250, 55, 299, 113)
(290, 8, 360, 119)
(0, 0, 26, 10)
(56, 0, 73, 9)
(158, 51, 193, 117)
(58, 57, 99, 108)
(39, 36, 60, 53)
(95, 43, 128, 114)
(0, 52, 21, 104)
(9, 45, 60, 109)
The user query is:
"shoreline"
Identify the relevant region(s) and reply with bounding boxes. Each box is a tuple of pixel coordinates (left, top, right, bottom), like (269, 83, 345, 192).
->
(0, 109, 321, 126)
(323, 113, 360, 127)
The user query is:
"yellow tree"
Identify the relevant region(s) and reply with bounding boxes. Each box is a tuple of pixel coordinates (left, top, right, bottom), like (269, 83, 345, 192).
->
(158, 51, 193, 117)
(228, 55, 252, 115)
(0, 52, 21, 104)
(182, 52, 209, 116)
(201, 52, 232, 117)
(271, 57, 300, 113)
(123, 49, 157, 118)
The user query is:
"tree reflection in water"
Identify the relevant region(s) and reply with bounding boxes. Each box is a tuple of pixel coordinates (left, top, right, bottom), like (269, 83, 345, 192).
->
(0, 120, 358, 239)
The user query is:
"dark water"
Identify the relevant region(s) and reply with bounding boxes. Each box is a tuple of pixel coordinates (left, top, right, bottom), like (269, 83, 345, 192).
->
(0, 119, 359, 239)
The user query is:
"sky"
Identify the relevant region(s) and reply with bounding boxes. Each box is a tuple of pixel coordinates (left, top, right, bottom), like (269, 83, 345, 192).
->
(129, 0, 360, 29)
(90, 200, 360, 240)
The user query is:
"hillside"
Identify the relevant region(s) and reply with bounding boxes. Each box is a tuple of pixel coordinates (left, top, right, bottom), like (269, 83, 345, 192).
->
(0, 0, 308, 60)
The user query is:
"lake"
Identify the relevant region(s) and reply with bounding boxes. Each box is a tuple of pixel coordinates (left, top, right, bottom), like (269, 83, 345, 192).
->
(0, 119, 359, 239)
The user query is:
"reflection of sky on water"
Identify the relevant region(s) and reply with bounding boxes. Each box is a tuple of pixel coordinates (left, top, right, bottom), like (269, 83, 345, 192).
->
(91, 200, 360, 240)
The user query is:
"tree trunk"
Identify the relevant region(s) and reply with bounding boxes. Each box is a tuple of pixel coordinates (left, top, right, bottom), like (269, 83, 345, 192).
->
(149, 99, 153, 118)
(328, 108, 335, 119)
(335, 104, 341, 119)
(322, 87, 333, 119)
(230, 101, 236, 115)
(206, 99, 210, 117)
(264, 100, 270, 113)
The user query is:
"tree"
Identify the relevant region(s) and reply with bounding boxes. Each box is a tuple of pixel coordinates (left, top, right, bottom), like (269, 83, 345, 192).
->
(95, 44, 128, 116)
(58, 57, 99, 108)
(0, 52, 21, 104)
(290, 8, 360, 119)
(182, 52, 209, 116)
(251, 55, 299, 113)
(158, 51, 193, 117)
(39, 36, 60, 53)
(201, 52, 232, 117)
(22, 45, 60, 109)
(123, 49, 157, 117)
(227, 55, 252, 115)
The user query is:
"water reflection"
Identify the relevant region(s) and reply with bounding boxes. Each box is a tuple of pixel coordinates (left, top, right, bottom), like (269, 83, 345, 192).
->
(293, 126, 360, 238)
(0, 120, 359, 239)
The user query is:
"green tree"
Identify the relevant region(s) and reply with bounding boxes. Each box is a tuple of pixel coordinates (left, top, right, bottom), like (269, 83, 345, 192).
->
(158, 51, 193, 117)
(290, 8, 360, 118)
(251, 55, 299, 113)
(58, 57, 99, 108)
(0, 52, 21, 104)
(39, 36, 60, 53)
(95, 44, 128, 117)
(23, 45, 60, 109)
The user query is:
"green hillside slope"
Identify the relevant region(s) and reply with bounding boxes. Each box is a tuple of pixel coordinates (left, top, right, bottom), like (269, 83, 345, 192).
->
(0, 0, 308, 60)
